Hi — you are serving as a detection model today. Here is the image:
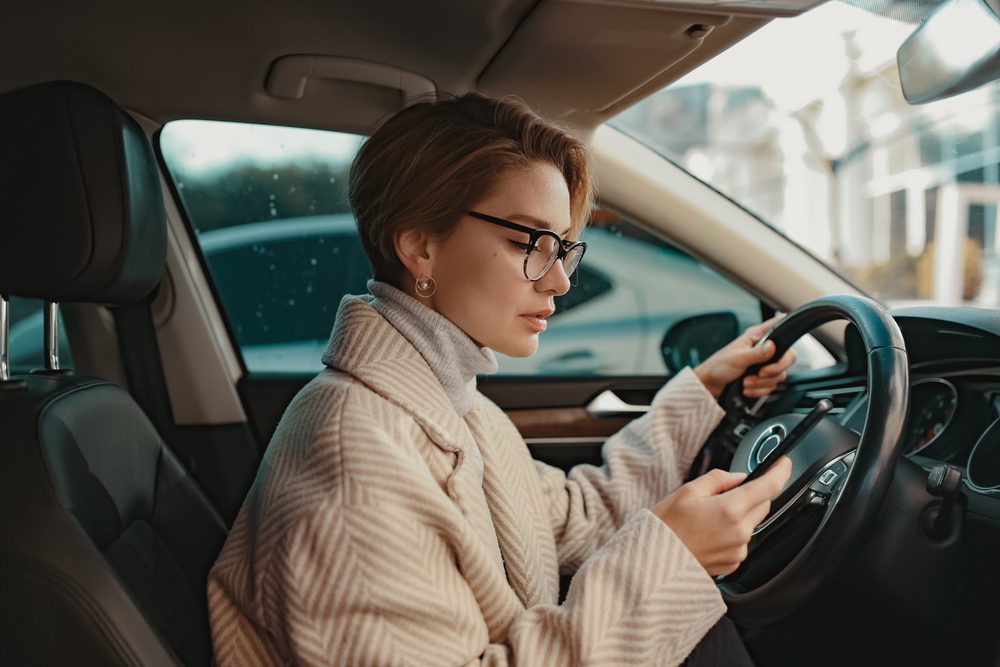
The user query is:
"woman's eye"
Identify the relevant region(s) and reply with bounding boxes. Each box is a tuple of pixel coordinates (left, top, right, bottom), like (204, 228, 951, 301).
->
(509, 240, 533, 252)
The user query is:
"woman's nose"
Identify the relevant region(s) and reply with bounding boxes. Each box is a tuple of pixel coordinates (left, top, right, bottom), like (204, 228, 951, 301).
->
(537, 258, 571, 296)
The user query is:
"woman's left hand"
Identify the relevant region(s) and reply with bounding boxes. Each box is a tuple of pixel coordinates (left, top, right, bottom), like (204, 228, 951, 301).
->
(694, 315, 797, 399)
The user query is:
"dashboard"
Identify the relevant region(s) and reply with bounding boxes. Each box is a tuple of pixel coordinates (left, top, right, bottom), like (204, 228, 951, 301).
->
(777, 306, 1000, 509)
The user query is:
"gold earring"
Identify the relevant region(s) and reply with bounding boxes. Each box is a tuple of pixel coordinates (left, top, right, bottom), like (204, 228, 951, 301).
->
(415, 273, 437, 298)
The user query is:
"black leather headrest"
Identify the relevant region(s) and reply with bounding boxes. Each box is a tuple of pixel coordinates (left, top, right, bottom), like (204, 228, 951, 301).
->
(0, 81, 167, 304)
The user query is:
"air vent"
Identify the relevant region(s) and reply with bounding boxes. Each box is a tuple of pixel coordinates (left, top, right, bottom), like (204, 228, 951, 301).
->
(793, 386, 864, 416)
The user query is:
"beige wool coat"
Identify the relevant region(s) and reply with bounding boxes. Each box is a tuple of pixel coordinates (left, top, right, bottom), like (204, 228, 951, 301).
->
(208, 295, 728, 666)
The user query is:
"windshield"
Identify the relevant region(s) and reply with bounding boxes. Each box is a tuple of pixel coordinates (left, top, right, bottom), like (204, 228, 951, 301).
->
(611, 0, 1000, 310)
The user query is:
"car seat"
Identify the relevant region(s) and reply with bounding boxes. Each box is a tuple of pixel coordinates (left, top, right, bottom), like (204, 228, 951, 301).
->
(0, 80, 226, 667)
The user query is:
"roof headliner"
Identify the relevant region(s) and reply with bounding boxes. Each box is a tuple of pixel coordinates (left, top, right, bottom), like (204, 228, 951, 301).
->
(4, 0, 801, 133)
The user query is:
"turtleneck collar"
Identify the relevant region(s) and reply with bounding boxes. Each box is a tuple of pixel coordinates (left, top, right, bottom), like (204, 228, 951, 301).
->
(367, 279, 498, 417)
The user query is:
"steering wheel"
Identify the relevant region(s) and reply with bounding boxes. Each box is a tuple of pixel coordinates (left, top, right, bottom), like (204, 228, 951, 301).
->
(716, 294, 909, 627)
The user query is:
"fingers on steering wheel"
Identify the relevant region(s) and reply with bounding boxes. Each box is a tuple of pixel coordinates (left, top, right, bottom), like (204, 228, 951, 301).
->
(755, 349, 797, 378)
(746, 314, 784, 341)
(744, 370, 787, 394)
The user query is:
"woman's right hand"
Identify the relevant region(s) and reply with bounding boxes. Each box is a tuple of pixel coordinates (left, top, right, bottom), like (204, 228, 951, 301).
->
(652, 458, 793, 576)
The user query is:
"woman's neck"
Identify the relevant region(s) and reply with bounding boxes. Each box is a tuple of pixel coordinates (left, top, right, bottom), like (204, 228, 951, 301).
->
(367, 279, 498, 416)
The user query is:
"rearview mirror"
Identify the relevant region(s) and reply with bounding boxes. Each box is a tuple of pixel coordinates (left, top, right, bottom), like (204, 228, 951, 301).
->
(897, 0, 1000, 104)
(661, 312, 739, 374)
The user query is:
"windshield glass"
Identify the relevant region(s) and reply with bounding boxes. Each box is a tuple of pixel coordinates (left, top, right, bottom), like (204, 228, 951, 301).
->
(611, 0, 1000, 309)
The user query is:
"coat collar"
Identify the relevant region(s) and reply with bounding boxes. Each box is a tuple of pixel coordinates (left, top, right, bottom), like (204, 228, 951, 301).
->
(322, 294, 467, 452)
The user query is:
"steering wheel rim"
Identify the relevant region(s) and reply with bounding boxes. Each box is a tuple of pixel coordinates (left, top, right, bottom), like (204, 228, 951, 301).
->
(718, 294, 909, 627)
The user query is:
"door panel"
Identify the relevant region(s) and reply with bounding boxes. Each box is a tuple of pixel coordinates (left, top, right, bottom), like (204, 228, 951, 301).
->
(239, 373, 669, 473)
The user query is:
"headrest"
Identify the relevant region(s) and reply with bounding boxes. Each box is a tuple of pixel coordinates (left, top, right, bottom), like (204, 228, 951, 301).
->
(0, 81, 167, 304)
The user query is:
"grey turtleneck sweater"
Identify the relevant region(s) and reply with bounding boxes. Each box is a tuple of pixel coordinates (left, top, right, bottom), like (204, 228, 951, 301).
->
(368, 279, 499, 417)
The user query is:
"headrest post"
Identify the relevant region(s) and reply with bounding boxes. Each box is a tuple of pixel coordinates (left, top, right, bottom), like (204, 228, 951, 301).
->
(0, 295, 8, 381)
(44, 301, 60, 371)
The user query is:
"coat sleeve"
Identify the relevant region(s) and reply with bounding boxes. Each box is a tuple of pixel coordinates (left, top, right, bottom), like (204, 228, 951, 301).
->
(535, 366, 726, 572)
(263, 491, 725, 666)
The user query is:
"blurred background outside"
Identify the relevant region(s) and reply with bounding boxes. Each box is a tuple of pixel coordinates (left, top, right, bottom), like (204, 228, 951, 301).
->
(612, 0, 1000, 310)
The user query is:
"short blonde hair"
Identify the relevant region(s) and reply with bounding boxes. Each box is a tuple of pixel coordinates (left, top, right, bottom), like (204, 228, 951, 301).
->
(349, 93, 594, 285)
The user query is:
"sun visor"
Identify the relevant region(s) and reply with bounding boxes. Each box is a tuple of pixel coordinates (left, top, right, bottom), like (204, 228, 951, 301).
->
(0, 81, 167, 304)
(478, 0, 795, 126)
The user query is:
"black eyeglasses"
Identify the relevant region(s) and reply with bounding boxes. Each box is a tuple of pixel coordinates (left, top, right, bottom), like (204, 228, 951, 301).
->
(467, 210, 587, 283)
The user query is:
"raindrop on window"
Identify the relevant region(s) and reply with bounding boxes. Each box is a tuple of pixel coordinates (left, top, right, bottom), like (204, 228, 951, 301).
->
(310, 258, 318, 265)
(272, 173, 280, 180)
(288, 299, 296, 306)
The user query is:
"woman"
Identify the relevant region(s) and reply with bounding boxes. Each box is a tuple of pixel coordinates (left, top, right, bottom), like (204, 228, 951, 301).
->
(208, 93, 794, 666)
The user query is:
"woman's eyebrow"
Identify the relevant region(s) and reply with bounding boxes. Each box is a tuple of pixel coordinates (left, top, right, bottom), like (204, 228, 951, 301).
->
(508, 213, 572, 237)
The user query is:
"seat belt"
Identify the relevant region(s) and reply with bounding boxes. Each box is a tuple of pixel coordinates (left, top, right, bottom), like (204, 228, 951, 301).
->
(112, 288, 182, 460)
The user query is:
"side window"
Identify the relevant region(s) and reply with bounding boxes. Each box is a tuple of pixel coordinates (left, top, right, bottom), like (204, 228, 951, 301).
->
(160, 121, 365, 373)
(200, 220, 371, 372)
(160, 121, 834, 378)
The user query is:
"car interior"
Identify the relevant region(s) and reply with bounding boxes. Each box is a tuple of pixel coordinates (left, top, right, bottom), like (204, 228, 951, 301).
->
(1, 0, 999, 665)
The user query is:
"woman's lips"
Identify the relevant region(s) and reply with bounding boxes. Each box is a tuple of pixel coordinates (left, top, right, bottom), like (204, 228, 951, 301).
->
(520, 315, 548, 332)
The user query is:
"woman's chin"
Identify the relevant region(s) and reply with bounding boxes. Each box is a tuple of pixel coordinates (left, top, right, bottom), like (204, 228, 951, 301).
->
(493, 335, 540, 358)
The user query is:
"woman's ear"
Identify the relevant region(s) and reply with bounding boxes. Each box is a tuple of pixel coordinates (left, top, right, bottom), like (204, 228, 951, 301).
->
(393, 227, 434, 282)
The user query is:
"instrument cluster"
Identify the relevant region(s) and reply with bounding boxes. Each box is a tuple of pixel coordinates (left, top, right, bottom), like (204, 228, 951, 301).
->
(841, 373, 1000, 491)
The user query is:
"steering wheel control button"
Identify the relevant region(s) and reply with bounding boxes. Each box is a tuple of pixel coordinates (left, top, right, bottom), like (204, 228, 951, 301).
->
(807, 491, 828, 506)
(809, 460, 849, 494)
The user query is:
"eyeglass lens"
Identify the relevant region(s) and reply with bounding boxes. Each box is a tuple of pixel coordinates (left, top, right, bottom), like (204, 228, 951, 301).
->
(525, 235, 584, 281)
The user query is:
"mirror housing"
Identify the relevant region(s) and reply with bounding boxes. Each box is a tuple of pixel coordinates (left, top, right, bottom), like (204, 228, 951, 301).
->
(898, 0, 1000, 104)
(661, 312, 739, 374)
